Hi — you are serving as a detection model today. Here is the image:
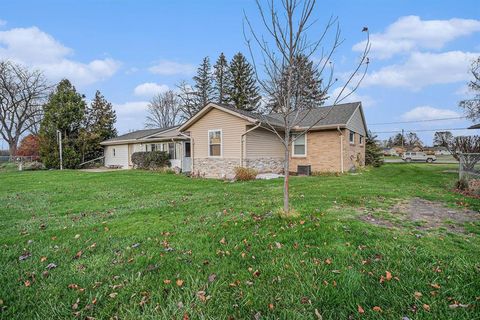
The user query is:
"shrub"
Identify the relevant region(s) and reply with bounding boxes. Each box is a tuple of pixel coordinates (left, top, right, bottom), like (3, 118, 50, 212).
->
(365, 131, 384, 167)
(23, 161, 45, 171)
(131, 151, 170, 170)
(234, 167, 258, 181)
(455, 177, 469, 190)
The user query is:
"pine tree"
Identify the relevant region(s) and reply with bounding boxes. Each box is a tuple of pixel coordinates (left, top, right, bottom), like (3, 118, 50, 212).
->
(225, 53, 260, 111)
(213, 53, 229, 104)
(269, 54, 327, 112)
(365, 131, 384, 167)
(81, 90, 117, 161)
(193, 57, 214, 109)
(39, 79, 86, 169)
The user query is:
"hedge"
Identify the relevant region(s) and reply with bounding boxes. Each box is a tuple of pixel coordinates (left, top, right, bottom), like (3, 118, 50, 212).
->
(131, 151, 170, 170)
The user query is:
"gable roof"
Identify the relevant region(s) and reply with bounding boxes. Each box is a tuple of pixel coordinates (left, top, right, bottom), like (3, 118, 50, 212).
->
(100, 126, 181, 145)
(469, 124, 480, 129)
(179, 101, 364, 131)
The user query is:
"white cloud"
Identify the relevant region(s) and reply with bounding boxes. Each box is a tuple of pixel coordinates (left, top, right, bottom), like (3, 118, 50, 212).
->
(0, 19, 7, 27)
(401, 106, 461, 121)
(327, 86, 376, 107)
(149, 60, 195, 76)
(134, 82, 169, 97)
(362, 51, 478, 89)
(113, 101, 150, 134)
(353, 16, 480, 59)
(0, 26, 120, 86)
(114, 101, 149, 116)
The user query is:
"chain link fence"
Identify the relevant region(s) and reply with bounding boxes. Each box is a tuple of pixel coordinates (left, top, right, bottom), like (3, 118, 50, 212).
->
(0, 155, 40, 163)
(459, 153, 480, 181)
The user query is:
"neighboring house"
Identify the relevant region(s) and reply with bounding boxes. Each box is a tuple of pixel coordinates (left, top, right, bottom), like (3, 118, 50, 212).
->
(100, 126, 191, 172)
(383, 147, 398, 156)
(432, 146, 450, 155)
(101, 101, 367, 178)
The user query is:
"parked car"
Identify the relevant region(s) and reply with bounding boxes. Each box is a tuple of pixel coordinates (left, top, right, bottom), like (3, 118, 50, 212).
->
(402, 152, 436, 163)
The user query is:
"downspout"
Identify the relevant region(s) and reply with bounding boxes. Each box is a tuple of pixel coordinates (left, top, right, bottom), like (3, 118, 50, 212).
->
(240, 122, 262, 167)
(337, 126, 344, 173)
(179, 132, 193, 172)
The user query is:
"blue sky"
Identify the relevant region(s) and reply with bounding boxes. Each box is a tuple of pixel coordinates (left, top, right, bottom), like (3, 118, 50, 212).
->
(0, 0, 479, 147)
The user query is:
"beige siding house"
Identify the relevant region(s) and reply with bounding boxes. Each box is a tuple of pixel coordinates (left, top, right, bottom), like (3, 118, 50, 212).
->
(101, 101, 367, 178)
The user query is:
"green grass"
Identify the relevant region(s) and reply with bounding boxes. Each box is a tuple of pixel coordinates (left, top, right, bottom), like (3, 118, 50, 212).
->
(0, 164, 479, 319)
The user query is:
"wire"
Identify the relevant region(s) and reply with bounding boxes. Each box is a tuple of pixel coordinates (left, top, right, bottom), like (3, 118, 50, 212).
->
(372, 128, 470, 134)
(368, 116, 466, 126)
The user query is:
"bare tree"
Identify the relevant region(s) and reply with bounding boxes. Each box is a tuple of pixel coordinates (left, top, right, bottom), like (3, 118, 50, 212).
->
(145, 90, 183, 128)
(447, 135, 480, 171)
(459, 57, 480, 120)
(177, 81, 200, 121)
(0, 61, 50, 156)
(244, 0, 370, 214)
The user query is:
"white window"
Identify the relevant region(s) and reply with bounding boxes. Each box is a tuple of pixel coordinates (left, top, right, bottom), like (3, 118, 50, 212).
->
(349, 131, 355, 144)
(359, 135, 363, 145)
(208, 130, 222, 157)
(292, 133, 306, 157)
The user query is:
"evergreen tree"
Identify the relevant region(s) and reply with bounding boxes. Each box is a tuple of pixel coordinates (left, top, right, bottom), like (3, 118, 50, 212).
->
(225, 52, 261, 111)
(193, 57, 214, 108)
(213, 53, 229, 104)
(39, 79, 86, 169)
(365, 131, 384, 167)
(81, 91, 117, 161)
(269, 54, 327, 112)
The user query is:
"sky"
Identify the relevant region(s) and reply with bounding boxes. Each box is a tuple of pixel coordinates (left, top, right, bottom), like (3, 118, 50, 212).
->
(0, 0, 479, 148)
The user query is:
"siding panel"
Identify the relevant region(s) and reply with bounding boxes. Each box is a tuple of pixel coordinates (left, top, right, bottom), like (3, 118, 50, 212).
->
(245, 127, 284, 158)
(346, 107, 366, 136)
(104, 145, 129, 168)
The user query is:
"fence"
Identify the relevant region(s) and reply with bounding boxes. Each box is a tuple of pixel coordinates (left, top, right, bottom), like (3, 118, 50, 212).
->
(459, 153, 480, 181)
(0, 155, 40, 163)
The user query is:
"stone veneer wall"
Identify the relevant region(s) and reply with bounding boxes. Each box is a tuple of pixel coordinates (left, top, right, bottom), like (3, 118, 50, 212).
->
(194, 157, 285, 179)
(244, 157, 284, 174)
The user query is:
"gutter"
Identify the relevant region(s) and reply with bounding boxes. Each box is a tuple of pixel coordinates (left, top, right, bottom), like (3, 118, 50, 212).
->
(240, 122, 262, 166)
(337, 126, 344, 173)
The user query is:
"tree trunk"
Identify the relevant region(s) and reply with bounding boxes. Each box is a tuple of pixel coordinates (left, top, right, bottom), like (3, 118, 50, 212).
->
(8, 140, 17, 159)
(283, 146, 290, 213)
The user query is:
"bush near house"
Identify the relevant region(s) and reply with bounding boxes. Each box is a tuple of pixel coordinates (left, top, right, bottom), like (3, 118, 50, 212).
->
(234, 167, 258, 181)
(131, 151, 170, 170)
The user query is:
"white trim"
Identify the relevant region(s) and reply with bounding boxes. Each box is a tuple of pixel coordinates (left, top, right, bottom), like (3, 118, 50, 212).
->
(208, 129, 223, 158)
(291, 132, 307, 157)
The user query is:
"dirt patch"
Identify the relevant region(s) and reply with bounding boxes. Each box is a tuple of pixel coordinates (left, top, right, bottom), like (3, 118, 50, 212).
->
(361, 197, 479, 233)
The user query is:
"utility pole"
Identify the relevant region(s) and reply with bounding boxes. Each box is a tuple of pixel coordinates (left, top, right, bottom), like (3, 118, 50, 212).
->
(401, 129, 404, 148)
(56, 130, 63, 170)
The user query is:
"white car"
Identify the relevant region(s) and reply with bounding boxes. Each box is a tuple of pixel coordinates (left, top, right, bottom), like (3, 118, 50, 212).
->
(402, 152, 436, 163)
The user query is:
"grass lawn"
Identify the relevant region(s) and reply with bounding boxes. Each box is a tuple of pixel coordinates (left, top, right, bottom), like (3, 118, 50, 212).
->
(0, 164, 479, 319)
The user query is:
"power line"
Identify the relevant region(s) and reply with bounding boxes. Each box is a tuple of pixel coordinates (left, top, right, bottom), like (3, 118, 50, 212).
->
(368, 116, 466, 126)
(372, 128, 470, 134)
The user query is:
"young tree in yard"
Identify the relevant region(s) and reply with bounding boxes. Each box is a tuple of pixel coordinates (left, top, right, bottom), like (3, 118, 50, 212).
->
(39, 79, 86, 169)
(145, 90, 183, 128)
(16, 134, 40, 158)
(214, 53, 230, 104)
(365, 131, 384, 167)
(433, 131, 453, 147)
(193, 57, 215, 108)
(405, 132, 422, 148)
(245, 0, 370, 214)
(0, 61, 50, 157)
(459, 56, 480, 120)
(225, 52, 261, 111)
(80, 91, 117, 161)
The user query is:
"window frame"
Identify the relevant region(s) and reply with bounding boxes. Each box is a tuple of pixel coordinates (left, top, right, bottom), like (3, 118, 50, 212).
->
(349, 131, 355, 144)
(208, 129, 223, 158)
(291, 133, 307, 157)
(359, 134, 363, 145)
(113, 148, 116, 157)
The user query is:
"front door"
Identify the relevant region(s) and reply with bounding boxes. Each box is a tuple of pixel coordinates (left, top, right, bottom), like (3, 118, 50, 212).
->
(182, 141, 191, 172)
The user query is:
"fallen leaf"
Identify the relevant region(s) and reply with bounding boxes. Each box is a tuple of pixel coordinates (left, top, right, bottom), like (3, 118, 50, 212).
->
(208, 273, 217, 282)
(414, 292, 423, 299)
(275, 242, 282, 249)
(324, 258, 332, 265)
(19, 252, 31, 261)
(430, 283, 441, 289)
(183, 312, 189, 320)
(314, 308, 322, 319)
(74, 234, 80, 239)
(423, 304, 430, 311)
(163, 279, 171, 284)
(219, 237, 226, 245)
(176, 279, 184, 287)
(449, 303, 469, 309)
(45, 263, 57, 270)
(73, 250, 83, 259)
(196, 291, 207, 302)
(385, 271, 392, 281)
(357, 305, 365, 314)
(40, 256, 47, 262)
(72, 298, 79, 310)
(268, 303, 274, 310)
(372, 306, 382, 312)
(252, 270, 260, 277)
(109, 292, 118, 298)
(24, 280, 31, 287)
(92, 297, 97, 304)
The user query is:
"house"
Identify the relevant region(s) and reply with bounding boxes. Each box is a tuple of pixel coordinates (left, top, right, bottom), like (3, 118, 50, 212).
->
(100, 126, 191, 172)
(101, 101, 367, 178)
(383, 147, 398, 156)
(432, 146, 450, 155)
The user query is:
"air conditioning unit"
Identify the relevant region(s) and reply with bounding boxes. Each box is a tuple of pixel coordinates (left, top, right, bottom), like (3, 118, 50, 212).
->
(297, 165, 311, 176)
